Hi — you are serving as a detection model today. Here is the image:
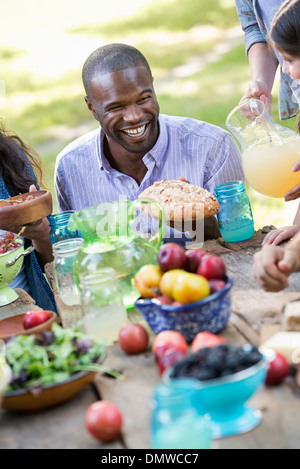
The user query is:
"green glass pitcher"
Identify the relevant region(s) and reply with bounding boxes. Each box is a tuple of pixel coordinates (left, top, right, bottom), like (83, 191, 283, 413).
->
(68, 199, 166, 310)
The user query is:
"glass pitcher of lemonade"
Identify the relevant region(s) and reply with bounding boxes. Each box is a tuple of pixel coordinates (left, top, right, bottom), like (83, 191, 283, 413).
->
(226, 98, 300, 198)
(68, 199, 166, 310)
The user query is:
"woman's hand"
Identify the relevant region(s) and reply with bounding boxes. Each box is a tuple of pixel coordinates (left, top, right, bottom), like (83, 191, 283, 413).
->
(240, 80, 272, 114)
(284, 160, 300, 201)
(262, 225, 300, 246)
(9, 185, 53, 267)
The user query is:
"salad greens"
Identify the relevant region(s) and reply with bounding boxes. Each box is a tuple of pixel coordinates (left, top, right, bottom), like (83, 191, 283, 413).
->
(5, 322, 120, 393)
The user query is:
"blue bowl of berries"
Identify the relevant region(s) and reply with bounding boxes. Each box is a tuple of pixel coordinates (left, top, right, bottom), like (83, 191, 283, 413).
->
(165, 344, 269, 439)
(134, 277, 233, 343)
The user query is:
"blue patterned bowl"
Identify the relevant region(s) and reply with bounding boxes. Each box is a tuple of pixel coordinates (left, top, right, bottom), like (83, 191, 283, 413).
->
(134, 277, 233, 342)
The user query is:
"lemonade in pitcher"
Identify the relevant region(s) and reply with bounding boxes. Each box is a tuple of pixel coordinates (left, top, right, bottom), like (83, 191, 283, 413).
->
(242, 135, 300, 198)
(226, 99, 300, 198)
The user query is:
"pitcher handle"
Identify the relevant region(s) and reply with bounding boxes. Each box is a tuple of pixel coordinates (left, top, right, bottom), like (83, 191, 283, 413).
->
(129, 198, 166, 249)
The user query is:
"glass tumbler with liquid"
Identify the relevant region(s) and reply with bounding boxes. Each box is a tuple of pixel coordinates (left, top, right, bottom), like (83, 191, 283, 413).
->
(79, 268, 128, 344)
(50, 211, 80, 244)
(52, 238, 83, 307)
(214, 180, 254, 243)
(150, 380, 211, 449)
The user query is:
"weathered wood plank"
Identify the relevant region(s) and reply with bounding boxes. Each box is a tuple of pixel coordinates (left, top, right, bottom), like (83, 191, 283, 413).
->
(0, 385, 123, 449)
(0, 289, 42, 320)
(215, 384, 300, 449)
(4, 230, 298, 449)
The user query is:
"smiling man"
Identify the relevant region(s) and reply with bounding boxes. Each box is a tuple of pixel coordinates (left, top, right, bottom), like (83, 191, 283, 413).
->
(54, 43, 244, 239)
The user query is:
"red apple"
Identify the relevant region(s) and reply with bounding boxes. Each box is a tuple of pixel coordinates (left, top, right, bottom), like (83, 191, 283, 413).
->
(22, 310, 51, 330)
(118, 323, 149, 354)
(152, 330, 188, 356)
(157, 243, 187, 272)
(152, 295, 173, 305)
(191, 331, 226, 353)
(157, 348, 186, 376)
(197, 255, 226, 280)
(171, 301, 184, 307)
(208, 279, 226, 294)
(265, 351, 290, 386)
(185, 249, 207, 273)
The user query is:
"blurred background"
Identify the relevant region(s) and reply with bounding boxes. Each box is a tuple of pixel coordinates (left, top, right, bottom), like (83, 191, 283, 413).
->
(1, 0, 299, 228)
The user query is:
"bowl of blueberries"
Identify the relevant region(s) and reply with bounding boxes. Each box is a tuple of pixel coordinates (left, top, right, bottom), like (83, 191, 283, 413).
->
(165, 343, 269, 439)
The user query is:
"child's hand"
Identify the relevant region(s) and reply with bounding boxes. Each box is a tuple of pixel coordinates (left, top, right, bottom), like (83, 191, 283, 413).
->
(253, 244, 289, 292)
(262, 225, 300, 246)
(253, 243, 300, 292)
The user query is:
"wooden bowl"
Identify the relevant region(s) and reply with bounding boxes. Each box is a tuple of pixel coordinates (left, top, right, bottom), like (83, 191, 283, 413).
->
(0, 190, 52, 228)
(0, 311, 58, 341)
(2, 368, 98, 411)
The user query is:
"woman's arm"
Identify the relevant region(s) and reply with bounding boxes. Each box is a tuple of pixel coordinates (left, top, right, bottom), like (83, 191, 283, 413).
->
(241, 42, 279, 113)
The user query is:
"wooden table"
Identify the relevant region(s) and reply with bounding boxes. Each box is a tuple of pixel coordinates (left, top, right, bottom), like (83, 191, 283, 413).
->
(1, 228, 300, 449)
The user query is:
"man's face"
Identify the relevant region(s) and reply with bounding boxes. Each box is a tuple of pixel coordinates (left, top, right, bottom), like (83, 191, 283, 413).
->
(85, 66, 160, 156)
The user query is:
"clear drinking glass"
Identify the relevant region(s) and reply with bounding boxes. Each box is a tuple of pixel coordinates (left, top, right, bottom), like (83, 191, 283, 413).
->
(52, 238, 83, 306)
(150, 380, 212, 449)
(79, 267, 128, 344)
(49, 211, 81, 244)
(214, 180, 254, 243)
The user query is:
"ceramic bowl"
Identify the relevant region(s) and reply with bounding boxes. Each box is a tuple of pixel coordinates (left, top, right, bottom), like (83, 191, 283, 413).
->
(134, 277, 233, 342)
(0, 311, 58, 341)
(2, 368, 98, 411)
(165, 346, 269, 439)
(0, 190, 52, 229)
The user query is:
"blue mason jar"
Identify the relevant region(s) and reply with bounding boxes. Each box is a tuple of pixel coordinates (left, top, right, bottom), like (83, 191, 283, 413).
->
(150, 380, 211, 449)
(49, 211, 81, 244)
(214, 181, 254, 243)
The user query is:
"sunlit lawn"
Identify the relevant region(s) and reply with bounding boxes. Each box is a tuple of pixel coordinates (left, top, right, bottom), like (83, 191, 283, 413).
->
(0, 0, 298, 226)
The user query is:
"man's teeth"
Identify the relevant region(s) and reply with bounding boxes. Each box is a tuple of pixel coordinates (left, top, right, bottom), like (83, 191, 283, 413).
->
(124, 125, 145, 137)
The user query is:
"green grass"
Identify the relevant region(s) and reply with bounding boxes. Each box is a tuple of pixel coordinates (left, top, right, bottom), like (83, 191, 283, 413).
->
(70, 0, 238, 36)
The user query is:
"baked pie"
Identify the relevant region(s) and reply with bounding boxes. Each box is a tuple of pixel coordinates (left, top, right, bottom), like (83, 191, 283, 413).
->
(138, 180, 220, 221)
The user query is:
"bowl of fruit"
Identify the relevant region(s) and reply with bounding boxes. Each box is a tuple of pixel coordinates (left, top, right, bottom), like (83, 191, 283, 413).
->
(0, 310, 58, 341)
(134, 243, 232, 342)
(0, 190, 52, 229)
(165, 343, 269, 439)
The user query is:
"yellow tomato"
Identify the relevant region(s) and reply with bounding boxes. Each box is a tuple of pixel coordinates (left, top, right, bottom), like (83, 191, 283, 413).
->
(134, 264, 163, 298)
(172, 272, 210, 304)
(159, 269, 186, 299)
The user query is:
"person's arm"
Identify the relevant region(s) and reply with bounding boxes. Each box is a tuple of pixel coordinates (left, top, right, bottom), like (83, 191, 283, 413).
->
(241, 43, 279, 113)
(2, 185, 54, 268)
(235, 0, 278, 111)
(24, 216, 53, 267)
(261, 201, 300, 246)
